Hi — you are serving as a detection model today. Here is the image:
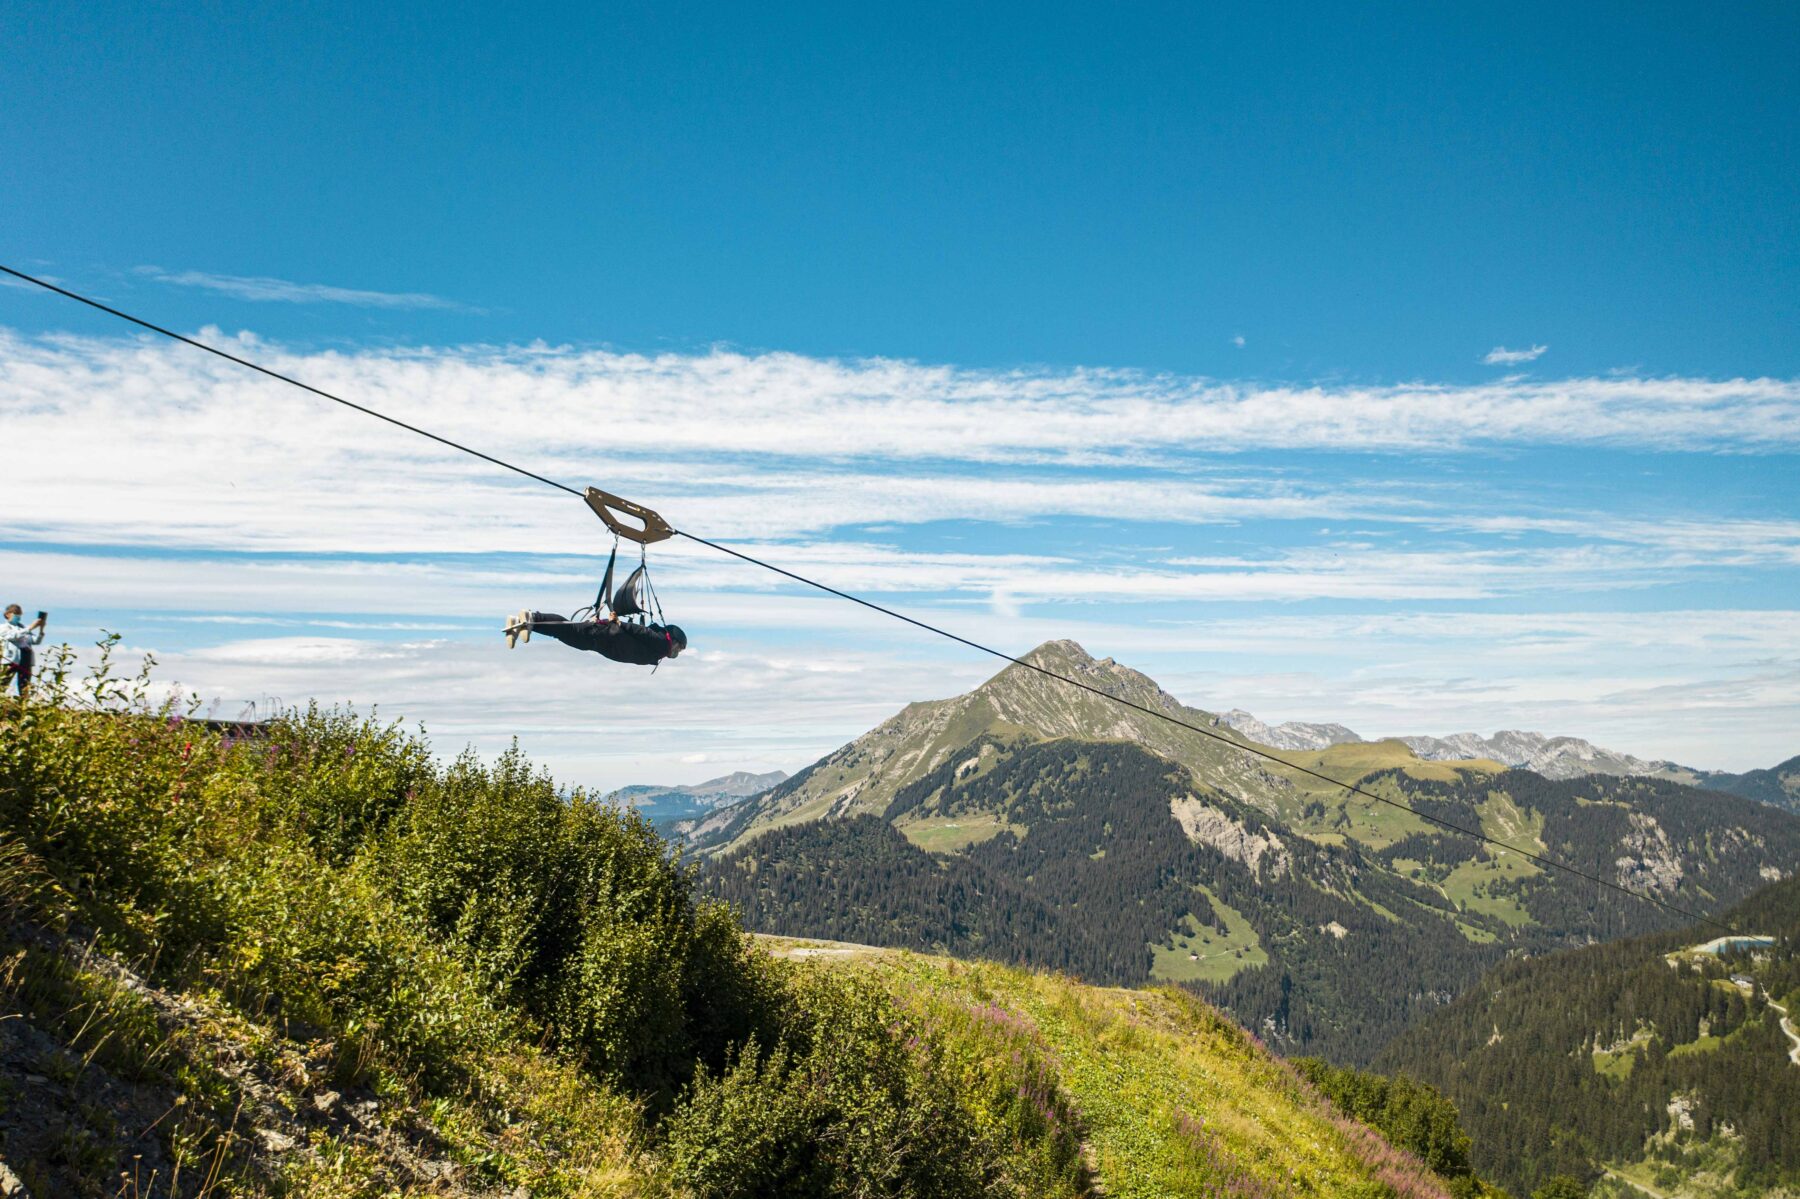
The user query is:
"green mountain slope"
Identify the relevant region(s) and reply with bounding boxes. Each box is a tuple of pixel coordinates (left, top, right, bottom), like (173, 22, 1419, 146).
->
(0, 645, 1490, 1198)
(1377, 877, 1800, 1199)
(679, 640, 1289, 850)
(695, 642, 1800, 1063)
(1694, 754, 1800, 815)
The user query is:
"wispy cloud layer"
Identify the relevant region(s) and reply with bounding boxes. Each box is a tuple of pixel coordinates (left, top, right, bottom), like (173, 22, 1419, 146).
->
(3, 328, 1799, 551)
(5, 324, 1797, 783)
(7, 330, 1797, 474)
(1483, 344, 1549, 365)
(134, 267, 468, 311)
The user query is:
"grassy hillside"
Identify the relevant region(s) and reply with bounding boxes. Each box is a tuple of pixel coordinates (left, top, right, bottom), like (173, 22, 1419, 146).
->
(0, 639, 1489, 1198)
(762, 938, 1503, 1199)
(1377, 876, 1800, 1198)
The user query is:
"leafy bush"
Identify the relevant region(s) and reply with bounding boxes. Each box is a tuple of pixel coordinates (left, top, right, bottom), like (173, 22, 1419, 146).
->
(366, 740, 780, 1099)
(663, 969, 1074, 1198)
(1530, 1176, 1587, 1199)
(0, 637, 770, 1096)
(1294, 1057, 1476, 1180)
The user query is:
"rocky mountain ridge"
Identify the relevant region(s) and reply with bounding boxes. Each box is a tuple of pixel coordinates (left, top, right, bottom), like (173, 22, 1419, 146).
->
(607, 767, 789, 803)
(606, 768, 789, 831)
(1217, 709, 1688, 780)
(1220, 708, 1360, 751)
(1220, 711, 1795, 812)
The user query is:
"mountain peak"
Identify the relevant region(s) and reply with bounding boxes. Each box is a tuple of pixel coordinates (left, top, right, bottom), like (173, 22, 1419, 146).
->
(692, 642, 1288, 854)
(980, 641, 1185, 720)
(1019, 639, 1099, 668)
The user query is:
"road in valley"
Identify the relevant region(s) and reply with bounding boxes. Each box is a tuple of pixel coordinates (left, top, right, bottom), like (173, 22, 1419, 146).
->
(1768, 996, 1800, 1067)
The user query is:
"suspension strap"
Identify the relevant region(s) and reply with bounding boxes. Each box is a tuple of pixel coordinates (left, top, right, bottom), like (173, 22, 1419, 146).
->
(575, 535, 620, 622)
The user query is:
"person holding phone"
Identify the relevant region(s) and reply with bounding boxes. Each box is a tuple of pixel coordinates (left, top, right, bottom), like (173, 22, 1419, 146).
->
(2, 604, 46, 698)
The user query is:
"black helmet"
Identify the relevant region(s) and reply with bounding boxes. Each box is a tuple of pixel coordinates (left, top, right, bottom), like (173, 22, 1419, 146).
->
(665, 625, 688, 657)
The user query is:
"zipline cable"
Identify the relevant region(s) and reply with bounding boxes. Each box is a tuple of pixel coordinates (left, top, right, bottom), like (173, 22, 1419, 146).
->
(2, 263, 1735, 935)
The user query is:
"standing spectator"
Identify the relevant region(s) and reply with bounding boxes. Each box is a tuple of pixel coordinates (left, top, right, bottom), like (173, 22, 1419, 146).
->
(2, 604, 46, 699)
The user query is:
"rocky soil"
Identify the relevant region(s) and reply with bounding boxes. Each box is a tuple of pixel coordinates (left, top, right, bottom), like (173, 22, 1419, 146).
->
(0, 921, 512, 1199)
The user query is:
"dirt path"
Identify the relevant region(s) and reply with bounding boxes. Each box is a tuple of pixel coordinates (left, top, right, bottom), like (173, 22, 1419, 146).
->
(1603, 1166, 1673, 1199)
(1768, 997, 1800, 1067)
(755, 933, 895, 962)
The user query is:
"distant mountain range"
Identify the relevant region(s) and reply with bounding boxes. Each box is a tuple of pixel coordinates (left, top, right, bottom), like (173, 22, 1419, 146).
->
(1220, 709, 1799, 813)
(690, 640, 1800, 1062)
(604, 768, 788, 830)
(1218, 709, 1362, 752)
(1700, 754, 1800, 814)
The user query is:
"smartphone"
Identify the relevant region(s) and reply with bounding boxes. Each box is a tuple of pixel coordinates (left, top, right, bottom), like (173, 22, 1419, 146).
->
(35, 611, 46, 623)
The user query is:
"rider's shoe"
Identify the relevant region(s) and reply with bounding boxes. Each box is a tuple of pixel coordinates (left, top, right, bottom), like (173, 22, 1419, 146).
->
(504, 609, 532, 648)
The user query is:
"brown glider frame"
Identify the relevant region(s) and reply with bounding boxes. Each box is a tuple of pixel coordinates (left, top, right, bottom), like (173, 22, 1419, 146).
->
(584, 486, 675, 545)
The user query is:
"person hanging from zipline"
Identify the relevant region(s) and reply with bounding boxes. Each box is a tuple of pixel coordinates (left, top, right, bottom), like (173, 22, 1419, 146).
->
(505, 539, 686, 666)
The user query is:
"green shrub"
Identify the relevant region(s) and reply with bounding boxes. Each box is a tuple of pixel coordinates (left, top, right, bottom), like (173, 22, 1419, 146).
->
(663, 969, 1014, 1198)
(368, 742, 781, 1099)
(0, 637, 773, 1099)
(1294, 1056, 1476, 1179)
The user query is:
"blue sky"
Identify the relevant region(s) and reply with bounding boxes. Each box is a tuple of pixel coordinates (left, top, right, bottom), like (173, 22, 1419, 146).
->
(4, 3, 1797, 785)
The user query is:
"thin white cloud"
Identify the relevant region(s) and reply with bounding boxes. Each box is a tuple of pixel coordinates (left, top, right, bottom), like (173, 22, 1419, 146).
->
(1483, 343, 1548, 365)
(7, 531, 1776, 627)
(4, 329, 1800, 559)
(125, 633, 983, 787)
(134, 267, 468, 311)
(1439, 514, 1800, 566)
(7, 325, 1798, 783)
(1231, 334, 1246, 349)
(6, 330, 1796, 476)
